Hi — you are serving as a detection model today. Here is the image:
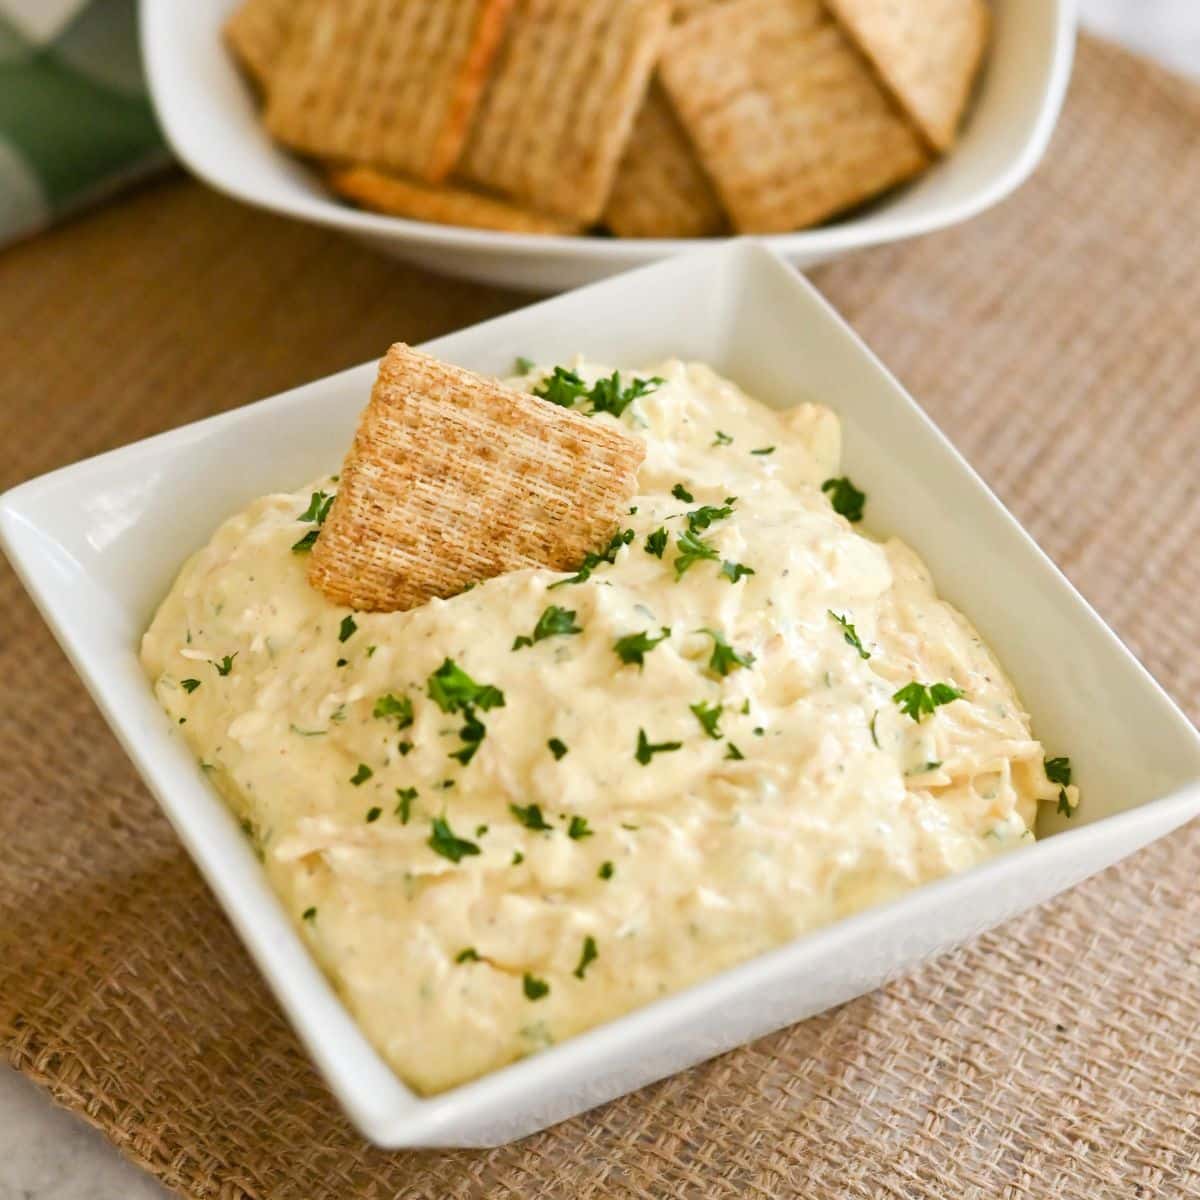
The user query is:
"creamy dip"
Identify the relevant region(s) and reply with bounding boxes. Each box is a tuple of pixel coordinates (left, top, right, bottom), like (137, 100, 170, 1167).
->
(141, 359, 1073, 1095)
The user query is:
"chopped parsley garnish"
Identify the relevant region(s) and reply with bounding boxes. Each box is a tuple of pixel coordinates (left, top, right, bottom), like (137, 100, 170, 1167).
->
(1046, 756, 1074, 817)
(587, 371, 664, 418)
(725, 742, 745, 761)
(476, 824, 488, 837)
(892, 681, 965, 722)
(534, 365, 588, 407)
(567, 815, 592, 840)
(869, 710, 880, 748)
(513, 604, 583, 650)
(548, 738, 569, 760)
(398, 740, 413, 756)
(291, 529, 320, 553)
(510, 802, 553, 831)
(427, 658, 506, 714)
(644, 527, 669, 559)
(298, 490, 335, 524)
(456, 947, 480, 963)
(512, 850, 525, 865)
(349, 763, 373, 786)
(450, 707, 487, 765)
(365, 806, 382, 823)
(690, 700, 723, 739)
(395, 787, 417, 824)
(671, 483, 694, 503)
(720, 561, 755, 584)
(338, 615, 357, 643)
(822, 476, 866, 523)
(828, 610, 870, 659)
(428, 816, 480, 863)
(673, 529, 720, 578)
(523, 973, 550, 1001)
(515, 355, 536, 374)
(366, 645, 377, 657)
(713, 430, 733, 446)
(373, 693, 414, 728)
(534, 367, 662, 418)
(700, 628, 755, 676)
(1045, 756, 1072, 786)
(613, 626, 670, 668)
(181, 678, 201, 694)
(750, 446, 776, 456)
(549, 527, 635, 588)
(336, 658, 348, 668)
(598, 861, 614, 880)
(573, 936, 598, 980)
(686, 502, 734, 533)
(636, 728, 683, 765)
(302, 907, 316, 922)
(213, 654, 237, 676)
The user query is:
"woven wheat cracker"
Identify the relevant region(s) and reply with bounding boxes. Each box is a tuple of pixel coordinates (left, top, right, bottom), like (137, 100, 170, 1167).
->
(827, 0, 990, 151)
(459, 0, 671, 223)
(328, 166, 580, 234)
(659, 0, 929, 233)
(308, 345, 645, 612)
(603, 83, 727, 238)
(223, 0, 302, 87)
(264, 0, 515, 184)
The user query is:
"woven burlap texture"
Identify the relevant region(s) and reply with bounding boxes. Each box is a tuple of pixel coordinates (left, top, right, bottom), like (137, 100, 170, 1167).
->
(1, 35, 1198, 1200)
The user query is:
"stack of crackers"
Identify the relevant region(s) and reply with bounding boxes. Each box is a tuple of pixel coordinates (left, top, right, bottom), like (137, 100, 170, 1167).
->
(226, 0, 989, 239)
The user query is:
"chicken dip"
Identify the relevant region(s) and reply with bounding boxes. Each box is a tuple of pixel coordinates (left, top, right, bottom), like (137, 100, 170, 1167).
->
(142, 359, 1076, 1095)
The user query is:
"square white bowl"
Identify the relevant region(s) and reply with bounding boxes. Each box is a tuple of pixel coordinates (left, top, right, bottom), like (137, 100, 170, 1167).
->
(3, 242, 1198, 1148)
(140, 0, 1077, 292)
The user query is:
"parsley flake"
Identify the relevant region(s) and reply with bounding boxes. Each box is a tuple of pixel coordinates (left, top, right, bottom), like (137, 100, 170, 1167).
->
(349, 763, 373, 786)
(549, 528, 634, 588)
(365, 806, 382, 823)
(686, 502, 734, 533)
(587, 371, 663, 418)
(456, 947, 480, 963)
(427, 816, 480, 863)
(725, 742, 745, 760)
(828, 611, 870, 659)
(515, 356, 536, 374)
(636, 728, 683, 765)
(373, 693, 414, 728)
(598, 861, 614, 880)
(1045, 757, 1072, 786)
(671, 483, 695, 503)
(181, 678, 201, 694)
(523, 973, 550, 1001)
(567, 815, 592, 840)
(822, 476, 866, 523)
(613, 626, 670, 668)
(302, 907, 317, 922)
(510, 802, 553, 831)
(892, 681, 965, 722)
(395, 787, 417, 824)
(720, 561, 755, 584)
(427, 659, 506, 714)
(512, 850, 525, 865)
(573, 936, 598, 980)
(645, 527, 669, 559)
(291, 529, 320, 553)
(449, 707, 487, 765)
(513, 604, 583, 650)
(338, 615, 357, 643)
(750, 446, 776, 456)
(298, 490, 335, 524)
(700, 628, 755, 676)
(674, 529, 720, 578)
(690, 700, 723, 739)
(213, 654, 237, 676)
(534, 365, 588, 408)
(713, 430, 733, 446)
(548, 738, 569, 760)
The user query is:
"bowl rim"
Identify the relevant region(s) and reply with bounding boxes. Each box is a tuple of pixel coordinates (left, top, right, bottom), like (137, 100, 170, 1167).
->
(139, 0, 1079, 263)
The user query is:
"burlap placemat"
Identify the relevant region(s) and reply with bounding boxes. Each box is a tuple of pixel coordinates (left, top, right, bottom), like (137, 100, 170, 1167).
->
(2, 35, 1199, 1199)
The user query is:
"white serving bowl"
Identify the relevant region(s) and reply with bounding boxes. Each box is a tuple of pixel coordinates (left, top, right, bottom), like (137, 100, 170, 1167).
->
(140, 0, 1077, 291)
(3, 242, 1196, 1148)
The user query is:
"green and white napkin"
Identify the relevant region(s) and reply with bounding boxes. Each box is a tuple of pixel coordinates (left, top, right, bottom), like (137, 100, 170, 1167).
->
(0, 0, 166, 247)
